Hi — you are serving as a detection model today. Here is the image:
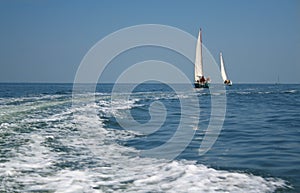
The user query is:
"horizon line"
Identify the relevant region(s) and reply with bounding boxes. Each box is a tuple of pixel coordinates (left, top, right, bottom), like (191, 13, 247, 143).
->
(0, 81, 299, 85)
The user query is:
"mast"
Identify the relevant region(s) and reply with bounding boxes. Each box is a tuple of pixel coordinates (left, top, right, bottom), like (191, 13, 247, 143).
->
(194, 29, 203, 81)
(200, 28, 203, 77)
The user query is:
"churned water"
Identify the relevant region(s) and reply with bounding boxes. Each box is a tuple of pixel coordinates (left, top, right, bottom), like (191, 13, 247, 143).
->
(0, 83, 299, 192)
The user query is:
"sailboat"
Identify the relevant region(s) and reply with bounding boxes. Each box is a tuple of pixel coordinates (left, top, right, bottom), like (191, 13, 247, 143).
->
(275, 75, 280, 85)
(194, 29, 209, 88)
(220, 52, 232, 86)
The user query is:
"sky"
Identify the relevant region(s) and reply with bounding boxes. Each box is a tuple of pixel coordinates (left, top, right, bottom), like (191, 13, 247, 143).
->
(0, 0, 299, 83)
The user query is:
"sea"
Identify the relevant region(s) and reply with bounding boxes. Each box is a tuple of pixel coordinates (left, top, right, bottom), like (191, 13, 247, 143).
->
(0, 83, 299, 193)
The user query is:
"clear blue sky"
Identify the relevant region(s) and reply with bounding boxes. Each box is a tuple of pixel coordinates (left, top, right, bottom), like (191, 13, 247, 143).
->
(0, 0, 299, 83)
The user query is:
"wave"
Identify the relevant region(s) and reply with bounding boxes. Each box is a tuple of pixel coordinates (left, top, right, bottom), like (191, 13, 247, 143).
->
(228, 88, 299, 96)
(283, 89, 298, 94)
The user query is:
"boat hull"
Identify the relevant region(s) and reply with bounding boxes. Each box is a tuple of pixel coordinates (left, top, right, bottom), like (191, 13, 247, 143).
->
(224, 80, 232, 86)
(194, 83, 209, 88)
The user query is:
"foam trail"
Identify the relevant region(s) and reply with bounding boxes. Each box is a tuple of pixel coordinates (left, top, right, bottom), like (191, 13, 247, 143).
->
(0, 93, 290, 192)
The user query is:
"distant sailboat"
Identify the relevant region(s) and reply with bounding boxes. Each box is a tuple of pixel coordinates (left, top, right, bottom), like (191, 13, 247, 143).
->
(194, 29, 209, 88)
(220, 52, 232, 86)
(275, 75, 280, 85)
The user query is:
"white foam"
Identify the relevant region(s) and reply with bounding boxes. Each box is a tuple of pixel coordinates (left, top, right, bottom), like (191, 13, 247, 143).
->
(97, 97, 142, 118)
(237, 91, 251, 95)
(0, 122, 16, 129)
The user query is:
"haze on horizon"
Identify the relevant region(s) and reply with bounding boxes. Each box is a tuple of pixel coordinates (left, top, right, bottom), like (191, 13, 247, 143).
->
(0, 0, 299, 84)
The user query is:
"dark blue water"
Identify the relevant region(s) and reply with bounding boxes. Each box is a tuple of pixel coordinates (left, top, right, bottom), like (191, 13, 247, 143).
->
(0, 83, 299, 192)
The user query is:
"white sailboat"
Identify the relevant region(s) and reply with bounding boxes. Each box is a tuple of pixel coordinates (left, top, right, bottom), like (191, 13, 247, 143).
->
(194, 29, 209, 88)
(220, 52, 232, 86)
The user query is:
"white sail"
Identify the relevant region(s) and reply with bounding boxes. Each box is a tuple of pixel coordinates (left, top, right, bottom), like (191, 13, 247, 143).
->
(194, 29, 203, 81)
(220, 52, 228, 81)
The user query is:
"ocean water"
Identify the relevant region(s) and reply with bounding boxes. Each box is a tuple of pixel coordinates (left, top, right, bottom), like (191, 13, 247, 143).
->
(0, 83, 299, 192)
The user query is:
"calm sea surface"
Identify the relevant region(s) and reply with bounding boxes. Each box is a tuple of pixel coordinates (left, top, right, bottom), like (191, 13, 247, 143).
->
(0, 83, 299, 192)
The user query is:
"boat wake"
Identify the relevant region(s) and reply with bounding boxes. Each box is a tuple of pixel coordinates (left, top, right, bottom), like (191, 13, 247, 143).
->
(0, 93, 290, 192)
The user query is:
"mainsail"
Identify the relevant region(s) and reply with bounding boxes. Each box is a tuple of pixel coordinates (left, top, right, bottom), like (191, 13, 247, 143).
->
(220, 52, 228, 82)
(194, 29, 203, 81)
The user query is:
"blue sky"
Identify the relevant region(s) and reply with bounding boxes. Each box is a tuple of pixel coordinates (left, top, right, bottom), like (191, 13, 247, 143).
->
(0, 0, 299, 83)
